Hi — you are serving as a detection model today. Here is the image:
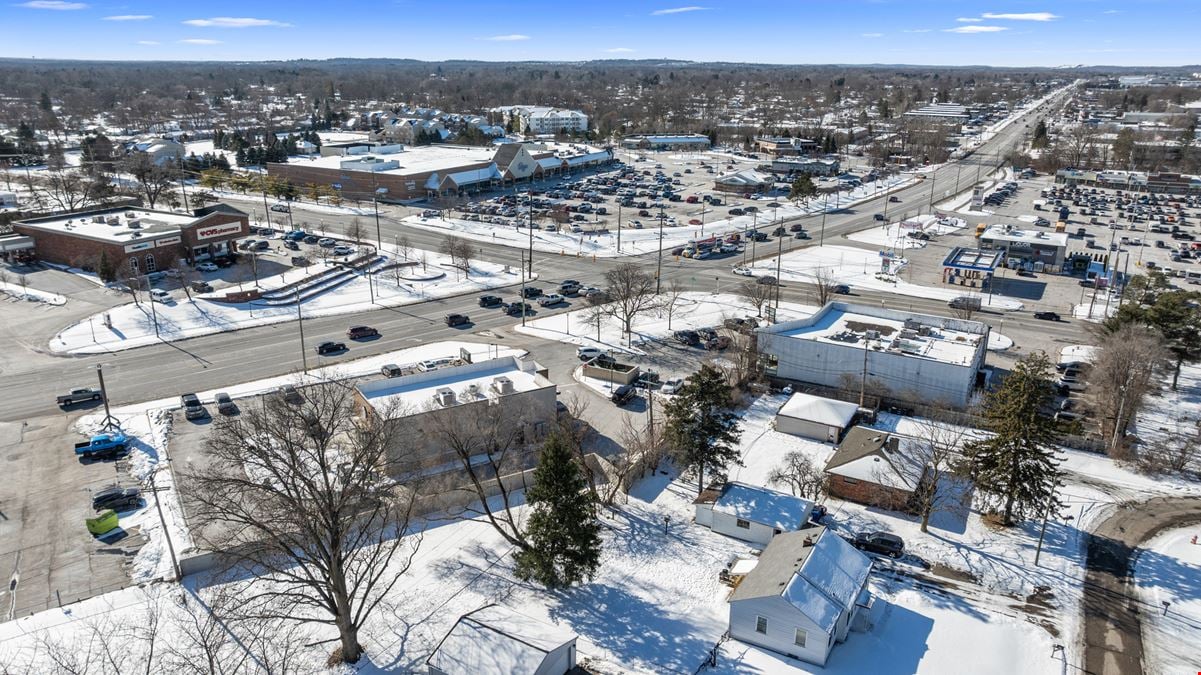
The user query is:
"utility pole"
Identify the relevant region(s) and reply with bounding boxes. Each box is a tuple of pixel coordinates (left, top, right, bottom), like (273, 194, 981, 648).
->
(520, 250, 528, 328)
(95, 364, 119, 431)
(819, 193, 830, 243)
(858, 339, 871, 408)
(774, 232, 784, 310)
(144, 275, 160, 338)
(149, 470, 182, 580)
(656, 204, 665, 293)
(527, 187, 534, 277)
(616, 199, 622, 253)
(295, 288, 308, 372)
(373, 187, 387, 253)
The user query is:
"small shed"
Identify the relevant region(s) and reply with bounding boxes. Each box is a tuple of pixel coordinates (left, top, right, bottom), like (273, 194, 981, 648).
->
(774, 393, 858, 443)
(427, 604, 578, 675)
(694, 481, 816, 545)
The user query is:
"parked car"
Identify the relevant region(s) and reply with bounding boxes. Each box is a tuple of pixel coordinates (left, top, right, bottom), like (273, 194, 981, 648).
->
(417, 357, 457, 372)
(521, 286, 544, 299)
(673, 330, 701, 346)
(92, 486, 142, 512)
(190, 280, 214, 293)
(661, 378, 685, 395)
(214, 392, 237, 415)
(332, 245, 355, 256)
(1033, 312, 1061, 321)
(445, 313, 470, 327)
(610, 384, 636, 406)
(852, 531, 905, 558)
(317, 238, 336, 247)
(479, 294, 503, 307)
(577, 346, 604, 361)
(538, 293, 565, 307)
(381, 363, 404, 378)
(705, 336, 732, 350)
(315, 341, 347, 355)
(196, 262, 219, 273)
(149, 288, 173, 303)
(180, 393, 207, 420)
(278, 385, 303, 404)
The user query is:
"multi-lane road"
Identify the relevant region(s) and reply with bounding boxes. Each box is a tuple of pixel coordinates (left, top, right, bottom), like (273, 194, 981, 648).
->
(0, 88, 1077, 423)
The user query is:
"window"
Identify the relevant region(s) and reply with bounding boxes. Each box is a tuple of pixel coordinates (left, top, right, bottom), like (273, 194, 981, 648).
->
(128, 257, 139, 273)
(736, 518, 751, 529)
(794, 628, 807, 648)
(145, 254, 157, 273)
(755, 616, 768, 634)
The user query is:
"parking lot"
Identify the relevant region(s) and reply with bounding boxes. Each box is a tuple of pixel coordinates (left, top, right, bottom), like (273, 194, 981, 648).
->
(0, 412, 145, 618)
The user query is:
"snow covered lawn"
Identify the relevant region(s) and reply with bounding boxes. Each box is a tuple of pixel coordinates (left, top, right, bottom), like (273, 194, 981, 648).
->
(515, 292, 819, 356)
(845, 214, 967, 250)
(0, 279, 66, 305)
(1135, 525, 1201, 675)
(746, 245, 1024, 311)
(51, 251, 521, 354)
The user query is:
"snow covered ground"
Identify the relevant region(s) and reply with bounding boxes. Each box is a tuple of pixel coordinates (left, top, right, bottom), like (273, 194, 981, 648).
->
(515, 292, 818, 356)
(398, 175, 915, 259)
(745, 245, 1024, 311)
(1071, 294, 1119, 321)
(1135, 525, 1201, 675)
(50, 250, 521, 354)
(845, 214, 968, 251)
(0, 279, 66, 305)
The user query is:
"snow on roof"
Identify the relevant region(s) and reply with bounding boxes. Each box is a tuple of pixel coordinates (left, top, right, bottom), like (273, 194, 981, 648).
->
(427, 604, 576, 675)
(783, 529, 873, 633)
(15, 207, 203, 245)
(354, 356, 551, 416)
(980, 225, 1069, 248)
(776, 393, 858, 429)
(715, 169, 772, 187)
(706, 482, 814, 531)
(825, 426, 928, 491)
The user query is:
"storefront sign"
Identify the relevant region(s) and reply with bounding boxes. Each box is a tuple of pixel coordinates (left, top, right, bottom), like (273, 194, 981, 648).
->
(155, 236, 182, 248)
(123, 241, 153, 253)
(196, 222, 243, 241)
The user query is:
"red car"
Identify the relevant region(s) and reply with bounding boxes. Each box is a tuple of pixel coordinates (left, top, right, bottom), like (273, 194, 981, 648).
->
(689, 218, 702, 225)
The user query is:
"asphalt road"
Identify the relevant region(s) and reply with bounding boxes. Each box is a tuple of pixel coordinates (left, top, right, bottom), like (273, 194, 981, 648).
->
(0, 88, 1073, 423)
(1082, 496, 1201, 675)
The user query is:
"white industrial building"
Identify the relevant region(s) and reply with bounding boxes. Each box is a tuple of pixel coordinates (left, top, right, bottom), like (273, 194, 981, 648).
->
(756, 302, 990, 409)
(694, 482, 816, 546)
(774, 393, 859, 443)
(902, 101, 970, 123)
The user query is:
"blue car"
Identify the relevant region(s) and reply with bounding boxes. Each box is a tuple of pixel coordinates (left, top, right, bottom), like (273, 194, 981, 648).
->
(285, 230, 307, 241)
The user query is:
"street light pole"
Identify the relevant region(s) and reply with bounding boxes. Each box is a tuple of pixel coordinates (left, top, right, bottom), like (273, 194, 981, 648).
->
(656, 204, 665, 293)
(819, 193, 830, 244)
(774, 231, 784, 310)
(295, 288, 308, 372)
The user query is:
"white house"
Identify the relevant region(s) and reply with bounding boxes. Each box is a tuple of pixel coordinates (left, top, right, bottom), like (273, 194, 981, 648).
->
(728, 527, 873, 666)
(426, 604, 578, 675)
(694, 481, 816, 546)
(774, 393, 859, 443)
(127, 138, 184, 166)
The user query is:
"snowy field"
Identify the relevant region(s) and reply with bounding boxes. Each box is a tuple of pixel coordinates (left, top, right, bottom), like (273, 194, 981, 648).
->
(51, 249, 522, 354)
(1135, 525, 1201, 675)
(745, 245, 1024, 311)
(845, 213, 968, 251)
(397, 174, 915, 259)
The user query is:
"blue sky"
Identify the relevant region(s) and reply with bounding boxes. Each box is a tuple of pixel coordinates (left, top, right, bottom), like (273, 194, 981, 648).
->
(1, 0, 1197, 67)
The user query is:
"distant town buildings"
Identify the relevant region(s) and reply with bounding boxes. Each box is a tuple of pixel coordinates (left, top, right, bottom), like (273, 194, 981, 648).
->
(755, 136, 818, 157)
(902, 101, 970, 123)
(490, 106, 589, 134)
(620, 134, 711, 151)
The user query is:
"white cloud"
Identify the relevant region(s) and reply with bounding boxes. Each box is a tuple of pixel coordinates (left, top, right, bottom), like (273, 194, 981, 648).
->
(483, 34, 530, 41)
(981, 12, 1059, 21)
(956, 17, 983, 22)
(135, 40, 159, 45)
(605, 47, 636, 53)
(1103, 9, 1121, 14)
(902, 28, 932, 33)
(17, 1, 87, 9)
(183, 17, 291, 28)
(944, 25, 1008, 33)
(651, 6, 707, 15)
(179, 38, 221, 45)
(861, 32, 883, 38)
(105, 14, 152, 21)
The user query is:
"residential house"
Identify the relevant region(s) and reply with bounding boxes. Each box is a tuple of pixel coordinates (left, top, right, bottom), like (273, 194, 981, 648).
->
(728, 527, 873, 666)
(127, 138, 185, 166)
(694, 482, 816, 545)
(427, 604, 578, 675)
(824, 425, 930, 512)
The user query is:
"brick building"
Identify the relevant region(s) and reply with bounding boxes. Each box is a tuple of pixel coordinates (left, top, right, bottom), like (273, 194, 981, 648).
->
(823, 425, 929, 512)
(13, 204, 248, 275)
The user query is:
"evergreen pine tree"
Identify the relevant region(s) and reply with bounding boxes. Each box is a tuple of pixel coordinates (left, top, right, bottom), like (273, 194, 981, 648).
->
(97, 251, 115, 282)
(663, 365, 743, 494)
(514, 434, 602, 589)
(963, 352, 1062, 525)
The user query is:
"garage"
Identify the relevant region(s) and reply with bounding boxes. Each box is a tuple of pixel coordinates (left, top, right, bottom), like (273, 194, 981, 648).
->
(774, 392, 859, 443)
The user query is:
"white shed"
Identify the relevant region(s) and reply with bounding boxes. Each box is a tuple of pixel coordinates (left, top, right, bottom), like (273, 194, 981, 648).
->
(427, 604, 577, 675)
(774, 393, 859, 443)
(694, 481, 816, 546)
(728, 527, 873, 666)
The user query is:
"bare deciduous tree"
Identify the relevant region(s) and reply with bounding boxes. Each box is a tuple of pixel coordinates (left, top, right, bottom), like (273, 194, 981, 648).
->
(602, 262, 658, 337)
(660, 279, 689, 331)
(122, 154, 178, 209)
(604, 410, 666, 506)
(438, 235, 472, 279)
(344, 218, 366, 245)
(809, 266, 841, 306)
(895, 418, 974, 532)
(180, 379, 421, 665)
(737, 279, 773, 317)
(768, 451, 827, 502)
(1088, 323, 1170, 453)
(394, 234, 413, 262)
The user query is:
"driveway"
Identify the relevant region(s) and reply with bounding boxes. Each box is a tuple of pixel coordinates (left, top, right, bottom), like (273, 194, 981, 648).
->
(1082, 496, 1201, 675)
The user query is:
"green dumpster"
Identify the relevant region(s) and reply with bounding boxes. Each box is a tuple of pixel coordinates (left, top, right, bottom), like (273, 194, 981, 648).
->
(86, 510, 119, 536)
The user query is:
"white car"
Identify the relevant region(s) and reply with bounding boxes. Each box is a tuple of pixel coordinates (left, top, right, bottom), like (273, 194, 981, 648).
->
(661, 378, 685, 395)
(538, 293, 564, 307)
(148, 288, 173, 303)
(732, 265, 753, 276)
(196, 262, 218, 273)
(576, 346, 603, 361)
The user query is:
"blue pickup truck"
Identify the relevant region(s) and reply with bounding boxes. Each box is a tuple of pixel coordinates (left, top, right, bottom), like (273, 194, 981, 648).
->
(74, 432, 129, 460)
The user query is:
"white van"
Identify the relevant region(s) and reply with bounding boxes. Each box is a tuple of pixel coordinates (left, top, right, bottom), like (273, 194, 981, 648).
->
(149, 288, 172, 303)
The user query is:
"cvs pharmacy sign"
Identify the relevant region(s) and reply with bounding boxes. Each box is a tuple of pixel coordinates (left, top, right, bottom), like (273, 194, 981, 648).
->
(196, 222, 243, 241)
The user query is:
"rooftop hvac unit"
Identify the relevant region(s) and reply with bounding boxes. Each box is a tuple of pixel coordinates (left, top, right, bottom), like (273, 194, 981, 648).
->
(127, 220, 141, 229)
(92, 215, 105, 223)
(434, 387, 456, 407)
(864, 330, 880, 341)
(130, 232, 142, 238)
(492, 376, 515, 394)
(917, 325, 933, 337)
(106, 217, 121, 225)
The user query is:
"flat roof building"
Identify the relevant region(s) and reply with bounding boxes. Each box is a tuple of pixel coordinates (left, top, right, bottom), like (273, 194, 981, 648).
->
(714, 169, 773, 194)
(942, 246, 1003, 290)
(620, 134, 712, 151)
(755, 136, 818, 157)
(977, 224, 1069, 270)
(757, 302, 990, 409)
(12, 204, 248, 275)
(769, 157, 840, 177)
(903, 102, 970, 122)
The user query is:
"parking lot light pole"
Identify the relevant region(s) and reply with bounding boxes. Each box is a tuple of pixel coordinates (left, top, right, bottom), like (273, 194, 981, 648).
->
(775, 233, 784, 310)
(527, 187, 534, 277)
(373, 187, 387, 253)
(143, 275, 160, 338)
(656, 206, 665, 294)
(295, 288, 308, 372)
(616, 200, 622, 253)
(95, 364, 119, 432)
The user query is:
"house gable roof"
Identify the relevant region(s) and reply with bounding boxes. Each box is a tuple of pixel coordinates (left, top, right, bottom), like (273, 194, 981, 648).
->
(426, 604, 576, 675)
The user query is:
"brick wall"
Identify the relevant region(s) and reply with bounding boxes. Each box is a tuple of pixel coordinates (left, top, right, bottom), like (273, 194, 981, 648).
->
(826, 474, 914, 513)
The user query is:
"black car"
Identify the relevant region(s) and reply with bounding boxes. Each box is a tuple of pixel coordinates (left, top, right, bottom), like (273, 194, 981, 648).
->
(852, 531, 905, 558)
(446, 313, 470, 327)
(521, 286, 544, 299)
(757, 275, 778, 285)
(92, 486, 142, 512)
(673, 330, 700, 346)
(772, 226, 787, 237)
(478, 294, 503, 307)
(610, 384, 636, 405)
(212, 256, 235, 268)
(316, 341, 346, 355)
(347, 325, 379, 339)
(1034, 311, 1061, 321)
(789, 223, 806, 232)
(190, 281, 214, 293)
(505, 302, 532, 316)
(832, 284, 851, 294)
(214, 392, 237, 415)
